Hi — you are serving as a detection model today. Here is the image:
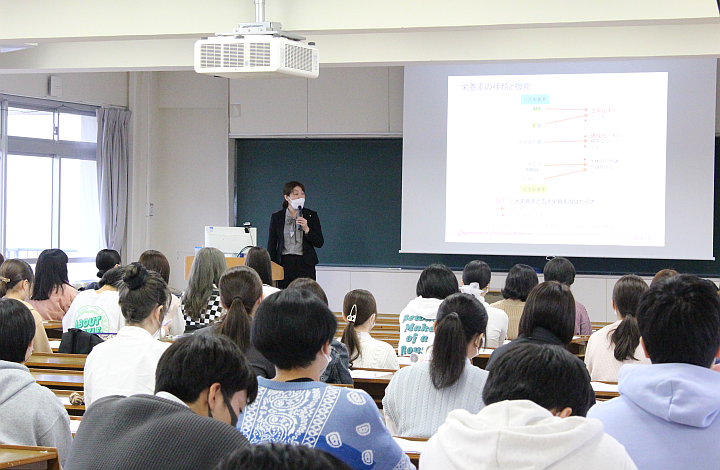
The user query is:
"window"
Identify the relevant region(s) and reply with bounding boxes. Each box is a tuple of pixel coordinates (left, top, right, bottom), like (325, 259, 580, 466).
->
(0, 97, 101, 282)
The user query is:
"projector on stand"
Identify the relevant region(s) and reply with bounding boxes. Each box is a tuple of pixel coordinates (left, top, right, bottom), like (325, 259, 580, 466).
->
(194, 21, 319, 79)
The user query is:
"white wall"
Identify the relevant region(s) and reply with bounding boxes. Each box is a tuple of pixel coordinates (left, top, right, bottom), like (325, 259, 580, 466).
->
(126, 71, 231, 289)
(0, 72, 127, 107)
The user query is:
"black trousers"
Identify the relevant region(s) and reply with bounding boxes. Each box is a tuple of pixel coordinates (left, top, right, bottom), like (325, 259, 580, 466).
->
(278, 254, 316, 288)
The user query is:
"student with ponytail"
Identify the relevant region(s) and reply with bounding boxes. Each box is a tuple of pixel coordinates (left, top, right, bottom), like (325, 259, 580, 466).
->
(197, 266, 263, 352)
(84, 262, 171, 406)
(0, 259, 52, 353)
(340, 289, 398, 370)
(585, 274, 651, 382)
(382, 293, 489, 437)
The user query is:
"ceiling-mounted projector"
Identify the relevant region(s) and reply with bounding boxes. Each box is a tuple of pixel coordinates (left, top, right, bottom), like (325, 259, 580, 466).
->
(195, 13, 319, 79)
(195, 33, 318, 79)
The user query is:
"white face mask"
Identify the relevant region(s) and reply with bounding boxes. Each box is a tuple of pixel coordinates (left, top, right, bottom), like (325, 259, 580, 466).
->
(290, 198, 305, 210)
(320, 351, 332, 375)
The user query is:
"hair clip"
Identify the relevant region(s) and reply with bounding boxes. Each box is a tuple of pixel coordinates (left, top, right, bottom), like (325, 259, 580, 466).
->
(0, 276, 9, 284)
(347, 304, 357, 323)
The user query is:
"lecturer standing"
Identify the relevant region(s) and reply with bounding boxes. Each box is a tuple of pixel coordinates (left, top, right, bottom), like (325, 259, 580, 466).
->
(268, 181, 324, 288)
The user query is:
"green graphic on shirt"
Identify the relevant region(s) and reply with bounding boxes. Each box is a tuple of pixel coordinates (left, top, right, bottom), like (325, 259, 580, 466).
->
(74, 305, 110, 333)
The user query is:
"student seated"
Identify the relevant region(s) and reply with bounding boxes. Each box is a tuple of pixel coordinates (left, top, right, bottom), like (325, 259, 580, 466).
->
(29, 248, 78, 320)
(66, 334, 257, 470)
(214, 442, 352, 470)
(588, 274, 720, 470)
(585, 274, 650, 381)
(244, 246, 280, 299)
(650, 268, 677, 287)
(340, 289, 399, 370)
(398, 264, 459, 356)
(238, 288, 413, 470)
(288, 278, 353, 384)
(0, 259, 52, 353)
(459, 260, 509, 348)
(0, 298, 71, 466)
(543, 257, 592, 335)
(182, 247, 227, 330)
(83, 248, 121, 291)
(490, 264, 538, 339)
(83, 263, 171, 406)
(138, 249, 184, 336)
(62, 266, 125, 334)
(421, 343, 637, 470)
(383, 293, 489, 437)
(196, 266, 272, 377)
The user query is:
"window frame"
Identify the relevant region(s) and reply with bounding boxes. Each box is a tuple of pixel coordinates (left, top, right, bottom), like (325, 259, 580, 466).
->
(0, 95, 99, 264)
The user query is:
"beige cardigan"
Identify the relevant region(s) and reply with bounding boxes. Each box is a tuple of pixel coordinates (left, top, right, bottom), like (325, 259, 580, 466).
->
(489, 298, 526, 340)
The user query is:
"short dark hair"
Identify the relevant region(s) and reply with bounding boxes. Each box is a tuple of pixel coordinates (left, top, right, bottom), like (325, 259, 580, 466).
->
(281, 181, 305, 209)
(253, 288, 337, 370)
(138, 250, 171, 285)
(637, 274, 720, 367)
(482, 342, 593, 417)
(543, 257, 576, 286)
(430, 293, 488, 389)
(462, 260, 492, 289)
(287, 277, 329, 306)
(96, 249, 121, 278)
(416, 264, 458, 300)
(213, 443, 352, 470)
(118, 263, 170, 323)
(31, 249, 70, 301)
(155, 334, 258, 405)
(244, 247, 274, 286)
(501, 264, 539, 301)
(518, 281, 575, 345)
(97, 266, 124, 289)
(0, 298, 36, 363)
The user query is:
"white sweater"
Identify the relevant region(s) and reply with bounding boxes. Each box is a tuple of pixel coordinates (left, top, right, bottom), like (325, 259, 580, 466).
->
(420, 400, 637, 470)
(584, 320, 651, 382)
(351, 331, 399, 370)
(382, 359, 488, 438)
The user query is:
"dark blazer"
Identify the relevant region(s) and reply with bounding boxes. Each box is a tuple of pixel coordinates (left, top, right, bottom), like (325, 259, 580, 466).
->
(268, 207, 324, 266)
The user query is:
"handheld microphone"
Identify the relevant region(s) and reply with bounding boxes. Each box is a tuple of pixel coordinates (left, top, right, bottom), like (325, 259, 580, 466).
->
(296, 205, 303, 225)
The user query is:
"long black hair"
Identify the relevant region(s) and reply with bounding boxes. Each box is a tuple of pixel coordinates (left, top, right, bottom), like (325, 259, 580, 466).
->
(31, 249, 71, 301)
(609, 275, 648, 361)
(244, 247, 274, 286)
(429, 293, 488, 389)
(216, 266, 263, 352)
(518, 281, 575, 345)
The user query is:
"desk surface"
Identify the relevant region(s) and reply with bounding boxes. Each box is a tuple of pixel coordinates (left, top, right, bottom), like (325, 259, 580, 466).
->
(30, 368, 84, 390)
(0, 445, 60, 470)
(27, 353, 86, 371)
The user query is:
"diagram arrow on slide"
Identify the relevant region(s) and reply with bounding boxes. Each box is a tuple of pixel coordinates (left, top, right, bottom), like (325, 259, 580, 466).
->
(544, 139, 587, 144)
(545, 108, 588, 111)
(545, 114, 588, 125)
(544, 168, 587, 180)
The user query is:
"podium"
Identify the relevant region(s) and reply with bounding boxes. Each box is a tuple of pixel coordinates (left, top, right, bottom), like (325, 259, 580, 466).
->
(184, 256, 284, 282)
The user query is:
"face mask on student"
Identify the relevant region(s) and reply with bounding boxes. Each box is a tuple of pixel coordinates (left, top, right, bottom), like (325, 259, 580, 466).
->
(290, 198, 305, 210)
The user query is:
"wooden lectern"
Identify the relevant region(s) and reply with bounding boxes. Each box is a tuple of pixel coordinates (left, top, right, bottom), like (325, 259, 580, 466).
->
(184, 256, 284, 282)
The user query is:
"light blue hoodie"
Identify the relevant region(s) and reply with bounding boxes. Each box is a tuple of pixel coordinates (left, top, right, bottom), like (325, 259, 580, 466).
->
(588, 363, 720, 470)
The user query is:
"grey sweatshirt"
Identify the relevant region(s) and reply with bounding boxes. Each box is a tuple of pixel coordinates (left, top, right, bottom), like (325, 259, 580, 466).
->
(0, 360, 72, 467)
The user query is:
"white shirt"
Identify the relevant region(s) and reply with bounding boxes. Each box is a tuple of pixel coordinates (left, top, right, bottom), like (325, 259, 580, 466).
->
(459, 284, 509, 348)
(84, 326, 171, 406)
(585, 320, 651, 382)
(62, 289, 124, 333)
(351, 331, 399, 370)
(164, 295, 185, 336)
(155, 391, 188, 407)
(262, 284, 280, 299)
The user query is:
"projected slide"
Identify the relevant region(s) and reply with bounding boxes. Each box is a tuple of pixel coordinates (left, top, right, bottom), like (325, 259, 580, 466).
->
(445, 72, 668, 247)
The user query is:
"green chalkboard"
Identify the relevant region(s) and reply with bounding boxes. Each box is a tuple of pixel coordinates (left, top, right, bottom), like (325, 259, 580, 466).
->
(235, 138, 720, 276)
